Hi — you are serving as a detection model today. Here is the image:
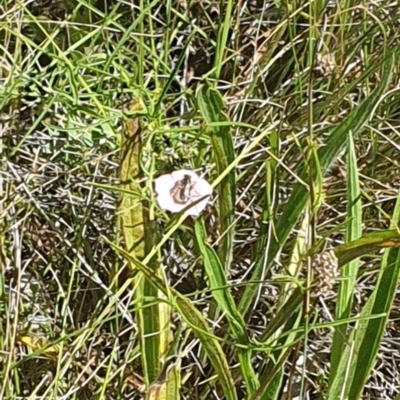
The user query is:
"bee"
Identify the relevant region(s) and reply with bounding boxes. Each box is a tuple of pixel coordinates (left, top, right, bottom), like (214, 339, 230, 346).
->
(170, 174, 193, 204)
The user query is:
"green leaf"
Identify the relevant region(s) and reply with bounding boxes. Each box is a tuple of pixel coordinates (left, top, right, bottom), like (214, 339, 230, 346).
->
(238, 53, 395, 315)
(109, 243, 238, 400)
(120, 110, 145, 257)
(330, 133, 363, 380)
(328, 192, 400, 400)
(145, 356, 181, 400)
(198, 82, 236, 272)
(334, 229, 400, 266)
(119, 103, 169, 385)
(258, 287, 304, 343)
(257, 367, 284, 400)
(252, 334, 298, 400)
(212, 0, 234, 80)
(173, 290, 238, 400)
(195, 220, 259, 395)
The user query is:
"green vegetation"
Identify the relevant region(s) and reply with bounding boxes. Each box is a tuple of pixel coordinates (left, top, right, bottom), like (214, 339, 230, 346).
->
(1, 0, 400, 399)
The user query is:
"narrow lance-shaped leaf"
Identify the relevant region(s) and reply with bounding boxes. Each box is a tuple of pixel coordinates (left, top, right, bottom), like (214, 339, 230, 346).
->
(330, 133, 363, 380)
(328, 191, 400, 400)
(238, 54, 394, 315)
(108, 243, 238, 400)
(333, 229, 400, 266)
(195, 220, 259, 395)
(212, 0, 234, 80)
(120, 106, 145, 258)
(198, 82, 236, 272)
(119, 99, 169, 385)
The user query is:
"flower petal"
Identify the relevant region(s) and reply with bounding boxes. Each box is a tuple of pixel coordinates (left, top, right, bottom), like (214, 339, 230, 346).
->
(192, 177, 213, 196)
(154, 174, 176, 195)
(156, 194, 188, 213)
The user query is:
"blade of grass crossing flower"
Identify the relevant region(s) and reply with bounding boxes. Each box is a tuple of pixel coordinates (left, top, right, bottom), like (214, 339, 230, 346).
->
(238, 54, 394, 315)
(109, 243, 238, 400)
(197, 83, 236, 272)
(327, 193, 400, 400)
(329, 133, 362, 381)
(119, 102, 169, 385)
(195, 220, 259, 395)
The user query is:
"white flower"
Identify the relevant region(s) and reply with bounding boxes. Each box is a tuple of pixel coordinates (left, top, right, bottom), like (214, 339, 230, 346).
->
(154, 169, 212, 217)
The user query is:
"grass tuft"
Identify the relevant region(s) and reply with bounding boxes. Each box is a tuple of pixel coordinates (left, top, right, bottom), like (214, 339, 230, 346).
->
(1, 0, 400, 399)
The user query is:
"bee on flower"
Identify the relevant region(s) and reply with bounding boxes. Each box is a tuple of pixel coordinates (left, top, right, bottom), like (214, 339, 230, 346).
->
(154, 169, 212, 217)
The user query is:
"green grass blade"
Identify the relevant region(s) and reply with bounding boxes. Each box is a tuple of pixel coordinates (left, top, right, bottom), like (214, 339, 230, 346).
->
(153, 29, 196, 115)
(197, 82, 236, 272)
(330, 133, 362, 379)
(194, 220, 259, 395)
(334, 229, 400, 266)
(109, 243, 238, 400)
(258, 286, 304, 343)
(257, 367, 284, 400)
(328, 193, 400, 400)
(212, 0, 234, 79)
(172, 289, 238, 400)
(238, 54, 395, 315)
(348, 196, 400, 399)
(253, 312, 303, 400)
